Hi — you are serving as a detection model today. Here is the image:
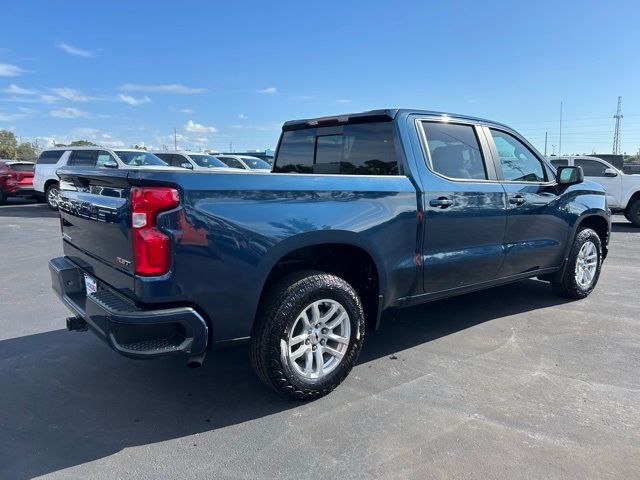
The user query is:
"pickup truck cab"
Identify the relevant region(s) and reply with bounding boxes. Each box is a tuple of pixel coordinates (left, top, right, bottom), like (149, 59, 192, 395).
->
(49, 109, 610, 399)
(550, 155, 640, 226)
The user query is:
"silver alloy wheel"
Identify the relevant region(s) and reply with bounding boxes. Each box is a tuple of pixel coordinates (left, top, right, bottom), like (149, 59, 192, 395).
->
(47, 187, 59, 208)
(574, 240, 598, 288)
(284, 299, 351, 380)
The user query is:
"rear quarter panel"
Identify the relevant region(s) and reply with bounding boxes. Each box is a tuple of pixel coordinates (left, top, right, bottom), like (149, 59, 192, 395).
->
(130, 170, 419, 342)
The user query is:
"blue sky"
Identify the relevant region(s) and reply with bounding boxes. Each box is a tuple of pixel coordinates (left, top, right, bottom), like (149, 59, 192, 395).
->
(1, 0, 639, 154)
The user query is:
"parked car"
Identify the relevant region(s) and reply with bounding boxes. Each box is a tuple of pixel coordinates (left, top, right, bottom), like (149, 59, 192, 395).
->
(549, 155, 640, 226)
(216, 154, 272, 172)
(49, 109, 610, 400)
(151, 151, 230, 171)
(0, 160, 35, 204)
(34, 147, 170, 210)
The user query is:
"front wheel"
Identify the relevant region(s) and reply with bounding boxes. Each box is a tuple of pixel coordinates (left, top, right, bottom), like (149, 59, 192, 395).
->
(550, 227, 602, 299)
(626, 198, 640, 227)
(250, 271, 365, 400)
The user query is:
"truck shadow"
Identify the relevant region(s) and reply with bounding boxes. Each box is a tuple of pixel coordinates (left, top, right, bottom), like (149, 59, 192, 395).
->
(611, 220, 639, 233)
(0, 279, 569, 479)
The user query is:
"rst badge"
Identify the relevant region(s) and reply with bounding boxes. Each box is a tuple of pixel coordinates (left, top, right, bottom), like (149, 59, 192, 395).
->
(116, 256, 132, 267)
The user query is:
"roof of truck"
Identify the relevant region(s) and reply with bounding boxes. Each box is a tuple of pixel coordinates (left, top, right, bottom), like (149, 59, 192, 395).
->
(282, 109, 511, 131)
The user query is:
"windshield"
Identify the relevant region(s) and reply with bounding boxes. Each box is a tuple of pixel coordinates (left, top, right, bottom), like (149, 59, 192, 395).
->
(114, 151, 168, 167)
(188, 154, 228, 168)
(241, 157, 271, 170)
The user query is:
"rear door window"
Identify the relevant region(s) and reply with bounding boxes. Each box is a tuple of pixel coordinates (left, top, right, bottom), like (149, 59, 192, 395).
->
(550, 159, 569, 168)
(36, 150, 65, 165)
(218, 157, 246, 169)
(420, 122, 487, 180)
(273, 121, 399, 175)
(68, 150, 98, 167)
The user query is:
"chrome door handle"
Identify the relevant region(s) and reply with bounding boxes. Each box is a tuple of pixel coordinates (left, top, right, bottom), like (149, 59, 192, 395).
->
(509, 195, 526, 205)
(429, 197, 453, 209)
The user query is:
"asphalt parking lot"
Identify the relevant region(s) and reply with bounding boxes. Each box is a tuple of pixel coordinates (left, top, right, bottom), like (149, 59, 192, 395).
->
(1, 199, 639, 480)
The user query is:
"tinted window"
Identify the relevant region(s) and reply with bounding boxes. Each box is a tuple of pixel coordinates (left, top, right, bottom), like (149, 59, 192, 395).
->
(490, 129, 545, 182)
(575, 159, 608, 177)
(36, 150, 65, 165)
(421, 122, 486, 180)
(273, 130, 315, 173)
(154, 153, 173, 164)
(240, 157, 271, 170)
(189, 154, 227, 168)
(96, 151, 116, 168)
(68, 150, 98, 167)
(9, 163, 34, 172)
(273, 122, 398, 175)
(218, 157, 246, 169)
(550, 159, 569, 167)
(114, 151, 167, 166)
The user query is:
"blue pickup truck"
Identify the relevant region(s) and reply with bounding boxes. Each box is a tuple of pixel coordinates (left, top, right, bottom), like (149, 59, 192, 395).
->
(50, 109, 610, 399)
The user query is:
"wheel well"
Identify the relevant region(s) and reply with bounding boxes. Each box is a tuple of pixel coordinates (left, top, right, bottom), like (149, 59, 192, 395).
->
(44, 179, 58, 191)
(257, 243, 381, 330)
(577, 215, 609, 258)
(625, 191, 640, 213)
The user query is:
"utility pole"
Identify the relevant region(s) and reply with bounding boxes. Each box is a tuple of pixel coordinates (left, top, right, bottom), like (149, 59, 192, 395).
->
(544, 132, 548, 156)
(552, 144, 557, 155)
(613, 96, 623, 155)
(174, 128, 177, 151)
(559, 101, 563, 157)
(229, 142, 233, 153)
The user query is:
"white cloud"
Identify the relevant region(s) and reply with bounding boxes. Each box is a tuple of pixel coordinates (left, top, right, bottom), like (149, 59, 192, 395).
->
(56, 42, 95, 58)
(51, 87, 93, 102)
(184, 120, 217, 133)
(0, 63, 25, 76)
(49, 107, 89, 118)
(238, 114, 248, 120)
(3, 84, 36, 95)
(0, 112, 20, 121)
(118, 93, 151, 106)
(17, 106, 38, 114)
(120, 83, 206, 94)
(180, 108, 195, 114)
(258, 87, 277, 94)
(336, 99, 350, 104)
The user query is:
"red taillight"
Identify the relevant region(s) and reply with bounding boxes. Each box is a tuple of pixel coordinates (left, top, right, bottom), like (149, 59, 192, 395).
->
(131, 186, 179, 276)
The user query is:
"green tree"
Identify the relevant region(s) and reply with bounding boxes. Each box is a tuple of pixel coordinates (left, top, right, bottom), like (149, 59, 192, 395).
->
(0, 130, 18, 159)
(16, 142, 39, 161)
(131, 144, 147, 150)
(69, 140, 97, 146)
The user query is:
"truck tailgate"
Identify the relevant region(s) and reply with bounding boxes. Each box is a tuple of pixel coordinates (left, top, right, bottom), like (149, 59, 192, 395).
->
(57, 168, 136, 296)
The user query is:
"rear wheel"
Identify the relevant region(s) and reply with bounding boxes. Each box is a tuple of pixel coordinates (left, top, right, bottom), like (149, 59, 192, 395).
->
(550, 227, 602, 299)
(45, 183, 59, 210)
(626, 198, 640, 227)
(250, 271, 365, 400)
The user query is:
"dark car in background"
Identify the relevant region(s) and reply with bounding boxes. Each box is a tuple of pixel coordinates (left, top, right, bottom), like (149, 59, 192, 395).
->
(0, 160, 35, 204)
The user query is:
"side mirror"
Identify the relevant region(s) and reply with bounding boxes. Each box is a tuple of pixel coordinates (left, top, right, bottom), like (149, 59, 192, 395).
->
(103, 159, 118, 169)
(557, 166, 584, 186)
(180, 162, 194, 170)
(604, 168, 618, 177)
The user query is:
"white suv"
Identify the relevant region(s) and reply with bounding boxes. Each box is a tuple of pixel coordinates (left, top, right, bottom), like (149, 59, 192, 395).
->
(33, 147, 171, 210)
(550, 155, 640, 226)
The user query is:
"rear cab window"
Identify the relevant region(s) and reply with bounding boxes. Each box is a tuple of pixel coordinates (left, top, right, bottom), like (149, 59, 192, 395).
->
(273, 121, 399, 175)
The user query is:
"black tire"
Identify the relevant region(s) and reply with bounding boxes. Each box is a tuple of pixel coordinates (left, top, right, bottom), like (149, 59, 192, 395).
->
(250, 271, 365, 400)
(550, 227, 602, 299)
(626, 198, 640, 227)
(45, 182, 59, 211)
